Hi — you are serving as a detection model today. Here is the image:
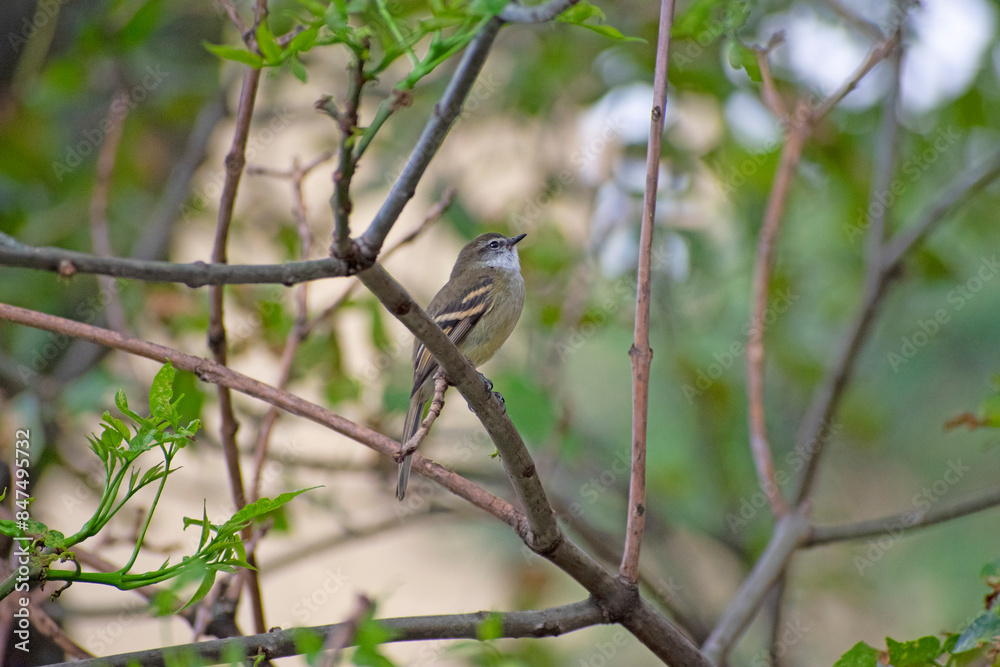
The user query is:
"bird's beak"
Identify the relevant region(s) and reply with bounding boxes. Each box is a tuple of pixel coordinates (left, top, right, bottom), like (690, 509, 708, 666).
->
(509, 233, 527, 247)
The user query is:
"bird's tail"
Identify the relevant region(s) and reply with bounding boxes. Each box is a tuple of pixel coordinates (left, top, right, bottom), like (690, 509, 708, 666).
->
(396, 397, 425, 501)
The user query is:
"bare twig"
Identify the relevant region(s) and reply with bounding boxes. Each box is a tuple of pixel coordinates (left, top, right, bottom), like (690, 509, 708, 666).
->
(810, 34, 899, 122)
(814, 0, 885, 41)
(621, 0, 675, 585)
(303, 188, 453, 338)
(333, 52, 368, 259)
(806, 486, 1000, 547)
(500, 0, 579, 23)
(207, 56, 267, 633)
(399, 373, 448, 458)
(745, 104, 810, 520)
(356, 267, 709, 666)
(701, 514, 809, 663)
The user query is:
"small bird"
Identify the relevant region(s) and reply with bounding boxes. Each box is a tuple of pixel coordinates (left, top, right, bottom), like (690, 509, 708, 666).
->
(397, 232, 527, 500)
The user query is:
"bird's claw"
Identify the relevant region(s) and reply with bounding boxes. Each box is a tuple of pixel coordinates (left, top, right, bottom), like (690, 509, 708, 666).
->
(493, 391, 506, 413)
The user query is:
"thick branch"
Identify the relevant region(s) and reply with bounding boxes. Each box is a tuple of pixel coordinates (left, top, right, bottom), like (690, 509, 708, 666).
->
(52, 601, 605, 667)
(358, 17, 502, 257)
(701, 514, 809, 664)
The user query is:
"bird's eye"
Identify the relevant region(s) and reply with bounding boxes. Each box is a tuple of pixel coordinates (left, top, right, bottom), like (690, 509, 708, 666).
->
(488, 240, 500, 249)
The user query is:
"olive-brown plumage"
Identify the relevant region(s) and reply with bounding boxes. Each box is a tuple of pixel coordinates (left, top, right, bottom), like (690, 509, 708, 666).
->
(397, 232, 526, 500)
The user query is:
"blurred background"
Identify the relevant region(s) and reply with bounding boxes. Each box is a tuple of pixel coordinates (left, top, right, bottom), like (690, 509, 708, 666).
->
(1, 0, 1000, 664)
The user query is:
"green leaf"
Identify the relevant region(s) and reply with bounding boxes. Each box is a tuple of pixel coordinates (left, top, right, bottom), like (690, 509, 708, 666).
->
(256, 21, 283, 64)
(886, 636, 941, 666)
(353, 608, 396, 667)
(673, 0, 749, 40)
(833, 641, 879, 667)
(954, 610, 1000, 653)
(119, 0, 163, 48)
(179, 566, 217, 611)
(556, 1, 644, 43)
(291, 627, 326, 663)
(203, 41, 265, 68)
(476, 611, 503, 641)
(224, 487, 320, 530)
(115, 389, 142, 422)
(289, 24, 321, 53)
(149, 362, 176, 421)
(727, 41, 761, 82)
(979, 392, 1000, 428)
(298, 0, 329, 17)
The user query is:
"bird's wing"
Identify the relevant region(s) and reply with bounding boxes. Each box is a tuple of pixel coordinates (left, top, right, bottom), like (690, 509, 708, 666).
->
(410, 274, 494, 395)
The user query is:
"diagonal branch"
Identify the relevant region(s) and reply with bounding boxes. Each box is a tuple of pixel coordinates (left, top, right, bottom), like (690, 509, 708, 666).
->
(621, 0, 675, 585)
(0, 302, 526, 533)
(358, 17, 503, 257)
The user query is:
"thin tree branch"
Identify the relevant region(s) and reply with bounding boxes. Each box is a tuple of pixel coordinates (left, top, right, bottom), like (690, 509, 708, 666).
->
(51, 600, 605, 667)
(806, 486, 1000, 547)
(207, 44, 267, 635)
(701, 514, 809, 664)
(0, 302, 527, 532)
(810, 34, 899, 122)
(746, 104, 810, 519)
(332, 51, 368, 259)
(814, 0, 886, 42)
(500, 0, 579, 23)
(0, 241, 354, 286)
(358, 17, 502, 257)
(881, 146, 1000, 274)
(621, 0, 675, 585)
(792, 145, 1000, 506)
(399, 373, 448, 458)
